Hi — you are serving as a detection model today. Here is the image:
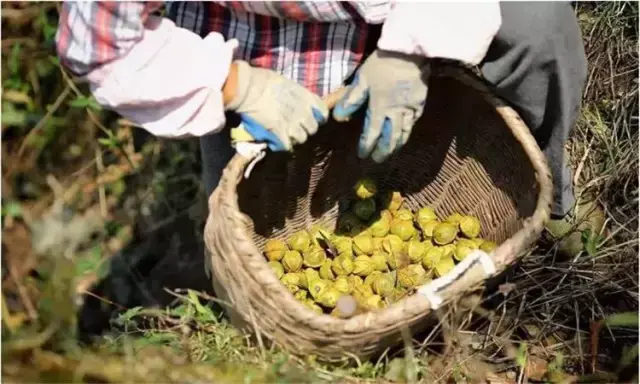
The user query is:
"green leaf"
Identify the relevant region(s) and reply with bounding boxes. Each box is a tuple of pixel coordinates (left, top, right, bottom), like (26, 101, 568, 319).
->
(2, 201, 23, 219)
(116, 306, 143, 329)
(9, 43, 22, 76)
(1, 102, 28, 127)
(618, 344, 639, 374)
(581, 228, 603, 257)
(604, 312, 639, 328)
(69, 95, 92, 108)
(187, 289, 216, 322)
(87, 98, 103, 111)
(69, 95, 103, 111)
(74, 246, 109, 280)
(516, 343, 528, 368)
(384, 358, 407, 382)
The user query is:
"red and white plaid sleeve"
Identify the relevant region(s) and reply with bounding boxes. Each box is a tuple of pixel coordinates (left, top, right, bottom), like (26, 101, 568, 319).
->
(56, 1, 162, 76)
(55, 1, 237, 138)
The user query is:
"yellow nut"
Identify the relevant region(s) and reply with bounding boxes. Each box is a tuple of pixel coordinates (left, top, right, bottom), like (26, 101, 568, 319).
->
(264, 239, 288, 261)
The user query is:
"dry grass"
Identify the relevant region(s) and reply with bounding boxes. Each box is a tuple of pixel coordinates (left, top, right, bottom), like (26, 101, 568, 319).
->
(1, 2, 638, 383)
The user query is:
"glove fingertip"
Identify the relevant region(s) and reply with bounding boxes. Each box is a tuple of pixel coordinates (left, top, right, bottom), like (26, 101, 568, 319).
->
(312, 107, 328, 124)
(241, 114, 289, 152)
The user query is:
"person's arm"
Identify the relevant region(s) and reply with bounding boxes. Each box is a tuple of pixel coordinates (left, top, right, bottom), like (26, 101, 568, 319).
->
(376, 2, 502, 65)
(56, 1, 237, 138)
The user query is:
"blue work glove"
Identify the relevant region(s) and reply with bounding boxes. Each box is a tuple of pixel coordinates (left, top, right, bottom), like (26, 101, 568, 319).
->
(333, 50, 430, 163)
(225, 61, 329, 152)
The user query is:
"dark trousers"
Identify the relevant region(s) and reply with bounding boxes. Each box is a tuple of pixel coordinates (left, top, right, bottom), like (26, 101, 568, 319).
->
(200, 2, 587, 217)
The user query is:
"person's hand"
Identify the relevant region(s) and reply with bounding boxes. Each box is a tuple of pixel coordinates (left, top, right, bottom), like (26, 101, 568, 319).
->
(333, 50, 430, 163)
(224, 61, 328, 151)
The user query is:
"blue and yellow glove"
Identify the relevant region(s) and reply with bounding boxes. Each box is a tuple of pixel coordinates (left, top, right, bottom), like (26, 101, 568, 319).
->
(333, 50, 430, 163)
(226, 61, 329, 152)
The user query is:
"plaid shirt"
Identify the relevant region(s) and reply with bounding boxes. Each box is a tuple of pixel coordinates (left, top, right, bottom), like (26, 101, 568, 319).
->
(57, 1, 390, 97)
(56, 1, 500, 138)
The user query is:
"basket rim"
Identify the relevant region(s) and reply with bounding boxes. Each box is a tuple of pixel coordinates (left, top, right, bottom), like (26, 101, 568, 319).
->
(205, 66, 553, 345)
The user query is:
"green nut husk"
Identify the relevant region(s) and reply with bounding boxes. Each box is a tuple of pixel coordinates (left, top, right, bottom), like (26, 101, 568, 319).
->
(332, 255, 354, 276)
(381, 191, 404, 212)
(338, 212, 362, 233)
(353, 198, 376, 221)
(454, 239, 478, 261)
(364, 294, 385, 310)
(281, 272, 303, 288)
(354, 178, 377, 199)
(296, 271, 309, 289)
(303, 246, 327, 268)
(333, 236, 354, 258)
(471, 238, 485, 247)
(308, 279, 331, 300)
(404, 240, 427, 264)
(353, 255, 376, 276)
(284, 284, 300, 294)
(294, 290, 308, 301)
(349, 224, 367, 237)
(309, 225, 333, 247)
(432, 222, 458, 245)
(371, 251, 390, 272)
(418, 219, 440, 238)
(364, 271, 384, 287)
(264, 239, 288, 261)
(394, 209, 414, 222)
(415, 207, 438, 223)
(390, 219, 417, 241)
(382, 235, 404, 255)
(459, 216, 481, 238)
(303, 268, 320, 284)
(422, 246, 444, 269)
(442, 244, 456, 258)
(348, 275, 364, 287)
(445, 213, 464, 225)
(334, 276, 352, 294)
(380, 210, 394, 223)
(352, 281, 374, 301)
(434, 256, 455, 277)
(287, 231, 311, 253)
(268, 261, 285, 279)
(353, 234, 374, 256)
(479, 240, 498, 253)
(319, 259, 336, 280)
(372, 274, 394, 297)
(368, 215, 391, 238)
(304, 299, 324, 314)
(389, 286, 408, 303)
(397, 264, 427, 289)
(317, 288, 342, 308)
(282, 250, 303, 272)
(372, 237, 384, 252)
(385, 251, 400, 270)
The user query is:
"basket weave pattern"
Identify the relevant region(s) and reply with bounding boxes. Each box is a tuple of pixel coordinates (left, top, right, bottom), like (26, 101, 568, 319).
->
(204, 68, 553, 360)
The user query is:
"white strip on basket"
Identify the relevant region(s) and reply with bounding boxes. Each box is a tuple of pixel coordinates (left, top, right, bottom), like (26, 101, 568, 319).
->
(417, 249, 497, 310)
(234, 142, 268, 179)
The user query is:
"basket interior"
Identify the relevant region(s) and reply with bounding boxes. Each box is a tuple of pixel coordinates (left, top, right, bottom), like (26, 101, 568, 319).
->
(237, 76, 539, 248)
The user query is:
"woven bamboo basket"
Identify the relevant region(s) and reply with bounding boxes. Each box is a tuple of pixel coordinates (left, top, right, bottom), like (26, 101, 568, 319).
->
(204, 67, 553, 361)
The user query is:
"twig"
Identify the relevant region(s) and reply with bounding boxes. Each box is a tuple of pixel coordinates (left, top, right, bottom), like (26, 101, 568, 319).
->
(7, 258, 38, 321)
(17, 85, 71, 159)
(2, 322, 60, 353)
(94, 147, 108, 218)
(58, 65, 137, 170)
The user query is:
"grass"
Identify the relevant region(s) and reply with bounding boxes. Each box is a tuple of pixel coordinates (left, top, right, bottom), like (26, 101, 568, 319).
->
(2, 2, 638, 383)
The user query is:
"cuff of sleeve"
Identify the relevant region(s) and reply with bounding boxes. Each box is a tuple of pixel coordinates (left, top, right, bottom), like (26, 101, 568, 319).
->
(377, 3, 501, 65)
(87, 16, 236, 138)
